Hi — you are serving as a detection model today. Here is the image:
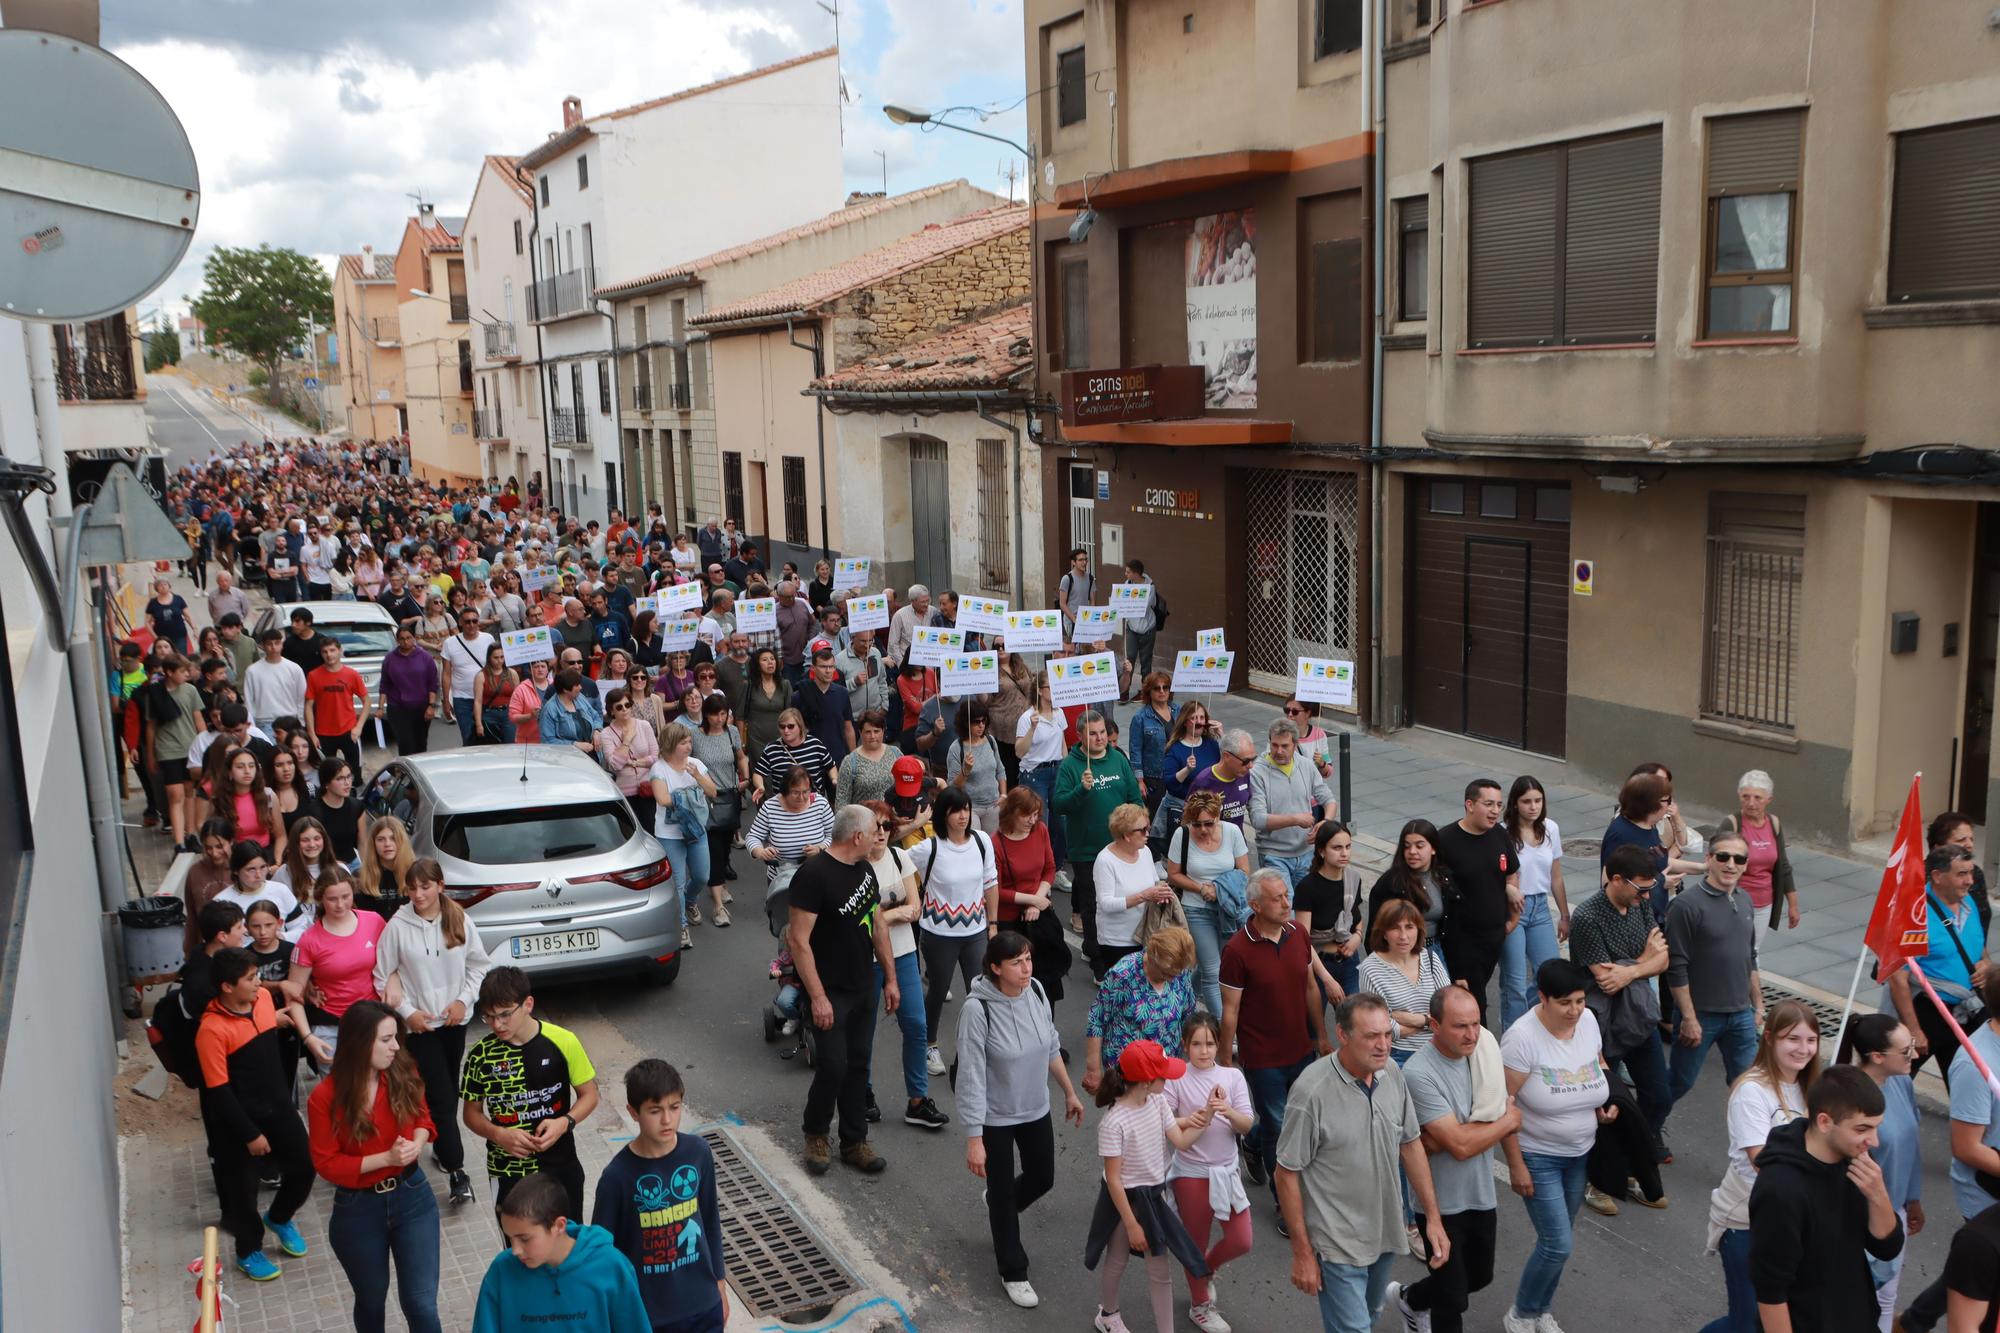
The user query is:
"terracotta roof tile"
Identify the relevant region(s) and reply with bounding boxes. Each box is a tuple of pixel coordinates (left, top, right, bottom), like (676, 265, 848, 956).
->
(340, 252, 395, 281)
(691, 206, 1028, 327)
(812, 302, 1033, 395)
(485, 155, 533, 205)
(595, 181, 992, 299)
(416, 215, 465, 253)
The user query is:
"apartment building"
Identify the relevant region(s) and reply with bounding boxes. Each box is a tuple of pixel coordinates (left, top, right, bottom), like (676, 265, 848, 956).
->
(332, 247, 405, 441)
(515, 49, 845, 522)
(460, 154, 543, 490)
(1022, 0, 1395, 701)
(596, 180, 1005, 540)
(393, 206, 475, 482)
(1372, 0, 2000, 844)
(688, 204, 1031, 582)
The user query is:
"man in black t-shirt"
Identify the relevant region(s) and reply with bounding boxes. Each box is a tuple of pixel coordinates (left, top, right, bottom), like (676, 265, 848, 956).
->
(1940, 1203, 2000, 1333)
(788, 804, 899, 1178)
(1432, 778, 1520, 1019)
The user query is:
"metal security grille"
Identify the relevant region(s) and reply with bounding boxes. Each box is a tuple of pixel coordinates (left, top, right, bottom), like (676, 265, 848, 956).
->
(722, 452, 744, 530)
(976, 438, 1009, 590)
(1702, 493, 1805, 732)
(1245, 469, 1359, 698)
(782, 457, 809, 546)
(702, 1129, 858, 1321)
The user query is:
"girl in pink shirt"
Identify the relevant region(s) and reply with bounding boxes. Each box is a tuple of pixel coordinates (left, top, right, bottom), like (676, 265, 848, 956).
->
(289, 872, 385, 1059)
(1165, 1014, 1256, 1332)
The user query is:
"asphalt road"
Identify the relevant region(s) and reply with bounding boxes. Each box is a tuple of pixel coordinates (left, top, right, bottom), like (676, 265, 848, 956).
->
(356, 714, 1967, 1333)
(142, 371, 291, 471)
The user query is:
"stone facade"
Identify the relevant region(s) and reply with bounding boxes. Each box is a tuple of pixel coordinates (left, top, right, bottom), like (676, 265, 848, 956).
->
(828, 229, 1031, 368)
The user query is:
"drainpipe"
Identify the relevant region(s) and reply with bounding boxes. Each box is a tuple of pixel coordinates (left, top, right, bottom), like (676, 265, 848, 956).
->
(1367, 0, 1388, 734)
(786, 316, 832, 562)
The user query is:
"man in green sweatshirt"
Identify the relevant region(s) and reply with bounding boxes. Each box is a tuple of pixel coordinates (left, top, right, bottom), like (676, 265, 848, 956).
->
(1053, 709, 1141, 980)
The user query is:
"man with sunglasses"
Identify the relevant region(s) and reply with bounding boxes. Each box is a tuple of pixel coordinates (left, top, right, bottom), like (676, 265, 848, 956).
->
(1664, 831, 1763, 1111)
(556, 648, 601, 705)
(440, 609, 496, 747)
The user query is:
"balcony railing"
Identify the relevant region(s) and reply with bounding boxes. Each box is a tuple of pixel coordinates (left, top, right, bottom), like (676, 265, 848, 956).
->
(54, 314, 136, 402)
(473, 407, 504, 439)
(448, 293, 470, 322)
(528, 268, 602, 322)
(483, 321, 518, 359)
(666, 381, 692, 410)
(366, 316, 400, 346)
(628, 381, 653, 412)
(550, 407, 588, 444)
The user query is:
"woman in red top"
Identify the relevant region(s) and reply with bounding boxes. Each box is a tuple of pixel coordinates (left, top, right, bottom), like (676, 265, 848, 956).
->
(993, 786, 1064, 1002)
(308, 999, 443, 1333)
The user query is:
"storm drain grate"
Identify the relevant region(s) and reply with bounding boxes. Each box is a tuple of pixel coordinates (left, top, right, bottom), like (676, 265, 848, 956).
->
(1762, 979, 1852, 1044)
(702, 1127, 860, 1322)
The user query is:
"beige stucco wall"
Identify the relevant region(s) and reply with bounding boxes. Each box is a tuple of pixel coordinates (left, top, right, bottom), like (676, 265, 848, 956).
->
(335, 273, 405, 440)
(401, 252, 478, 481)
(707, 325, 836, 549)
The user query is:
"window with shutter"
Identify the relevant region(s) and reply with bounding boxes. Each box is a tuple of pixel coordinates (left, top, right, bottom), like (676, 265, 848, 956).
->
(1889, 117, 2000, 303)
(1704, 111, 1803, 336)
(1057, 48, 1086, 127)
(1398, 197, 1430, 322)
(1310, 238, 1363, 362)
(1468, 128, 1662, 348)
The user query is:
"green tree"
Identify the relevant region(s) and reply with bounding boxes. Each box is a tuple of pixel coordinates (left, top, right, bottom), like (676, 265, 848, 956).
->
(143, 313, 181, 371)
(190, 245, 331, 396)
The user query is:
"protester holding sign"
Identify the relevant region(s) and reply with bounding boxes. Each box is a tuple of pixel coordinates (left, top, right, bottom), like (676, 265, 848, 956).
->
(1055, 710, 1143, 981)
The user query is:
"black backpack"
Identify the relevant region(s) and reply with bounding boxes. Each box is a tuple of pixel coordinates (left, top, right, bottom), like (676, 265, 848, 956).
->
(146, 985, 204, 1089)
(949, 978, 1052, 1091)
(1151, 587, 1170, 633)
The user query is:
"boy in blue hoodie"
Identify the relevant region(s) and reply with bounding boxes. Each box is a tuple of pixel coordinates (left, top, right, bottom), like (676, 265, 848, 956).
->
(592, 1059, 730, 1333)
(472, 1173, 649, 1333)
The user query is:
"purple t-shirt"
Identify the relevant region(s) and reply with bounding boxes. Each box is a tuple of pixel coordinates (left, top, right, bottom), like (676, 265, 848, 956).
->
(1188, 763, 1253, 827)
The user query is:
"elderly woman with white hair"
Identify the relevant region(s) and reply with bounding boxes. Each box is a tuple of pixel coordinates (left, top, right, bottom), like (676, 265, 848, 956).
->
(1720, 768, 1798, 951)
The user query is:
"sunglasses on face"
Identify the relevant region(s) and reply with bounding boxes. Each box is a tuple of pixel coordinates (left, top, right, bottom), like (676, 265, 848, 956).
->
(609, 702, 630, 713)
(1712, 851, 1748, 865)
(1283, 707, 1306, 715)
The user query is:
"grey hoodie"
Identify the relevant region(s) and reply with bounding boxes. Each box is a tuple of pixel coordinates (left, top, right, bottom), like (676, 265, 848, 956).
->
(1249, 753, 1333, 859)
(372, 901, 493, 1023)
(953, 973, 1062, 1136)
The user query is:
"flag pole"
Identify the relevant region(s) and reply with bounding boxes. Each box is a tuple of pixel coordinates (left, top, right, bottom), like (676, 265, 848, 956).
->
(1833, 946, 1873, 1054)
(1904, 957, 2000, 1101)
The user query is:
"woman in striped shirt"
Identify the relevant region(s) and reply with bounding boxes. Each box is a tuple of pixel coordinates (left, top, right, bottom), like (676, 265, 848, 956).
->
(746, 765, 835, 887)
(1358, 898, 1452, 1061)
(752, 708, 834, 804)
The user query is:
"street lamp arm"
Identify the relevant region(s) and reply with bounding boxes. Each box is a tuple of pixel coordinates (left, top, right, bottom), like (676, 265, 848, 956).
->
(882, 105, 1028, 158)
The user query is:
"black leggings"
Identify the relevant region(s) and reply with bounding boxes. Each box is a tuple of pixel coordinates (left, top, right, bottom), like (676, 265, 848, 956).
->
(983, 1113, 1056, 1282)
(706, 824, 736, 888)
(403, 1023, 468, 1173)
(1403, 1207, 1497, 1333)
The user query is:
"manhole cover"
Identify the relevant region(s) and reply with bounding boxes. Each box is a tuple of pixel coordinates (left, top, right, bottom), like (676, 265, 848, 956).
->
(1563, 837, 1602, 859)
(704, 1128, 860, 1322)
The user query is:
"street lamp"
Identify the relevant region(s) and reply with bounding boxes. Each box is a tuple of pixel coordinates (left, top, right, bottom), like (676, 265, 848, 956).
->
(881, 105, 1028, 157)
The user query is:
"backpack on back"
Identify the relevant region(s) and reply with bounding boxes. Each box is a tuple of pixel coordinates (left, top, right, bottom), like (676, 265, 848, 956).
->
(146, 985, 204, 1089)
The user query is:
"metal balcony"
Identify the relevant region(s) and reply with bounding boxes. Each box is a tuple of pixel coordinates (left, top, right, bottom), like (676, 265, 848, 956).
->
(666, 382, 692, 410)
(367, 316, 400, 346)
(628, 381, 653, 412)
(528, 268, 602, 323)
(550, 407, 588, 444)
(473, 407, 504, 439)
(483, 321, 518, 359)
(54, 314, 137, 401)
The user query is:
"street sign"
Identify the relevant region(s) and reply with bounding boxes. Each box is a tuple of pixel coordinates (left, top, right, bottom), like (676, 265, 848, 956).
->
(303, 377, 320, 389)
(0, 31, 200, 321)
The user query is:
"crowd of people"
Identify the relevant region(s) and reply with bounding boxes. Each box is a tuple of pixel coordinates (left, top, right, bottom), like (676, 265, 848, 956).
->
(136, 439, 2000, 1333)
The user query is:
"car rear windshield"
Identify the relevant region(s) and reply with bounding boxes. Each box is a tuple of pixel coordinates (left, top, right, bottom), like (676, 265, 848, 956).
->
(318, 622, 396, 655)
(433, 801, 636, 864)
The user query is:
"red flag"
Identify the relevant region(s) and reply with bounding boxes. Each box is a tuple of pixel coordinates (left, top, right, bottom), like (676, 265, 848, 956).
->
(1864, 775, 1928, 977)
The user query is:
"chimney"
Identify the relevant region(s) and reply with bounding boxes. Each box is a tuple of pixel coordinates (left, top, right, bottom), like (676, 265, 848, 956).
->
(418, 202, 436, 227)
(562, 95, 583, 129)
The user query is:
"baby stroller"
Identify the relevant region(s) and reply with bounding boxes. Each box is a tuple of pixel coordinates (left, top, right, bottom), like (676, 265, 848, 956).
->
(761, 864, 816, 1066)
(236, 525, 267, 589)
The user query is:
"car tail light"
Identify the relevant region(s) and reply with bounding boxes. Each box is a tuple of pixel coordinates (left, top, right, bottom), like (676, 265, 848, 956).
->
(445, 881, 536, 909)
(576, 859, 672, 891)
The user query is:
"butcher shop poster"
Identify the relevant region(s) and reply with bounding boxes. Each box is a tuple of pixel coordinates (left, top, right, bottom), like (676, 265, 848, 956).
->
(1186, 210, 1257, 409)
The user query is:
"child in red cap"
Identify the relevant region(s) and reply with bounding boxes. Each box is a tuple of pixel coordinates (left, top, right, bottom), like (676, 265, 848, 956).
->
(1084, 1040, 1213, 1332)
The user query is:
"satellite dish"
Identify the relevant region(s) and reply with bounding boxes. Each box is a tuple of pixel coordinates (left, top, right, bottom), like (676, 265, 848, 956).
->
(0, 30, 200, 322)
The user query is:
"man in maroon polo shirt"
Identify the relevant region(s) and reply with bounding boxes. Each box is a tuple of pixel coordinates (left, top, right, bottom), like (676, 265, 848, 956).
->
(1219, 866, 1332, 1224)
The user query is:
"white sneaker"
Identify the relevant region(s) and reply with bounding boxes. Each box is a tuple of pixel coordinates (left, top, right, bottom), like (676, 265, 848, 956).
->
(1188, 1300, 1232, 1332)
(1535, 1316, 1568, 1333)
(1502, 1309, 1538, 1333)
(1002, 1279, 1038, 1309)
(1092, 1309, 1130, 1333)
(925, 1045, 946, 1076)
(1386, 1281, 1430, 1333)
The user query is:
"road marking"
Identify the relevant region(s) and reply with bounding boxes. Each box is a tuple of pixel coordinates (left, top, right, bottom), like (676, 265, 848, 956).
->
(157, 379, 224, 449)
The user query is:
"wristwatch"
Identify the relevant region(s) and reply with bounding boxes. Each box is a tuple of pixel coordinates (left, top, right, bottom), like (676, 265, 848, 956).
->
(562, 1113, 578, 1133)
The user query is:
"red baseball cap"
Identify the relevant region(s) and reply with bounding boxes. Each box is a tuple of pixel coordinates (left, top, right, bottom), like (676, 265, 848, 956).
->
(1117, 1039, 1187, 1082)
(809, 637, 834, 659)
(891, 755, 928, 797)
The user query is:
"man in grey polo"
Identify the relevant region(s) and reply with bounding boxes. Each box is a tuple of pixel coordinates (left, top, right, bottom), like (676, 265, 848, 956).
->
(1665, 832, 1763, 1107)
(1276, 993, 1449, 1333)
(1249, 718, 1337, 891)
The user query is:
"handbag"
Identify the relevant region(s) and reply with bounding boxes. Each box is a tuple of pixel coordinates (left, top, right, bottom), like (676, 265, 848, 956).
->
(1138, 883, 1189, 946)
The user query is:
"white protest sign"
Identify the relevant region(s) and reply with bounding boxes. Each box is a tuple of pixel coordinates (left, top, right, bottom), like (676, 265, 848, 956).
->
(500, 626, 556, 666)
(1109, 583, 1152, 621)
(1071, 606, 1122, 639)
(909, 626, 966, 668)
(658, 617, 701, 652)
(1196, 627, 1227, 651)
(940, 651, 1000, 697)
(1294, 656, 1357, 707)
(737, 597, 777, 634)
(1005, 609, 1064, 652)
(1172, 649, 1235, 693)
(832, 557, 872, 591)
(655, 581, 704, 615)
(958, 594, 1010, 636)
(1047, 651, 1121, 707)
(845, 592, 890, 633)
(633, 596, 661, 619)
(520, 566, 558, 593)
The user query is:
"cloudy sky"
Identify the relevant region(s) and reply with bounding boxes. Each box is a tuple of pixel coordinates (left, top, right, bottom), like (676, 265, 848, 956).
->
(95, 0, 1028, 324)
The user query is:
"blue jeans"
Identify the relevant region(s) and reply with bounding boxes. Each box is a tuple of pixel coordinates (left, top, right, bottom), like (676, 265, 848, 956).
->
(871, 948, 928, 1101)
(326, 1170, 443, 1333)
(1183, 897, 1228, 1018)
(452, 699, 479, 746)
(1669, 1009, 1760, 1106)
(1697, 1226, 1757, 1333)
(1500, 894, 1561, 1030)
(1243, 1053, 1315, 1196)
(1315, 1252, 1395, 1333)
(662, 834, 710, 925)
(1514, 1151, 1588, 1316)
(1261, 851, 1314, 896)
(478, 706, 513, 743)
(1019, 762, 1066, 865)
